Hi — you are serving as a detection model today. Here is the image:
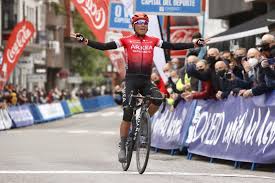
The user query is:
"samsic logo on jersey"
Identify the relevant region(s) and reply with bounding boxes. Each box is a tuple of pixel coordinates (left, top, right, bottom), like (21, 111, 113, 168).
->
(130, 44, 153, 53)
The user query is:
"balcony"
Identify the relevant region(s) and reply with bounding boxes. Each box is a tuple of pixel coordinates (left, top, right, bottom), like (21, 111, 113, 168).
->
(46, 13, 66, 28)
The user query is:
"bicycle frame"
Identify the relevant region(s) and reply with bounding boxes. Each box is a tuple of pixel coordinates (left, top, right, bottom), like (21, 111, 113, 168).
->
(130, 95, 151, 143)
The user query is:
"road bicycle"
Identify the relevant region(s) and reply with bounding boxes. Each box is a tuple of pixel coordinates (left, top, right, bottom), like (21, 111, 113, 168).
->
(121, 91, 164, 174)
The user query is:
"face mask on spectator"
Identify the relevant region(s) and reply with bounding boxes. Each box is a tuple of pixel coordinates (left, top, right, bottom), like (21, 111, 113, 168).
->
(164, 72, 170, 78)
(270, 45, 275, 58)
(197, 68, 204, 72)
(171, 77, 178, 83)
(154, 80, 160, 85)
(172, 64, 178, 70)
(235, 56, 244, 63)
(207, 56, 217, 64)
(216, 70, 226, 77)
(248, 58, 258, 68)
(167, 88, 173, 94)
(223, 59, 230, 65)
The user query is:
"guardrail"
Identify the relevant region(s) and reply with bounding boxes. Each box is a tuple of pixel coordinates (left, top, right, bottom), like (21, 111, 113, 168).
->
(151, 92, 275, 170)
(0, 95, 116, 130)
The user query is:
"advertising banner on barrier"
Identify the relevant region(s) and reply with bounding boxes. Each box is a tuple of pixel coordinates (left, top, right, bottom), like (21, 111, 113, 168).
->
(0, 109, 13, 130)
(187, 95, 275, 164)
(66, 99, 84, 114)
(151, 101, 196, 150)
(37, 103, 65, 121)
(8, 105, 34, 127)
(134, 0, 202, 16)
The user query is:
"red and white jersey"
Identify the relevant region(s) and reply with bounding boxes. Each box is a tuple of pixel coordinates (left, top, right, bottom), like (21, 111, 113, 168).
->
(115, 34, 163, 77)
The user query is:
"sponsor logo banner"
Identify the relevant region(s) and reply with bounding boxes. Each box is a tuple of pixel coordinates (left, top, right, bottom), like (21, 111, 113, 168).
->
(187, 94, 275, 164)
(151, 101, 196, 150)
(134, 0, 202, 16)
(37, 103, 65, 121)
(71, 0, 110, 42)
(109, 2, 131, 30)
(0, 20, 35, 89)
(170, 26, 199, 58)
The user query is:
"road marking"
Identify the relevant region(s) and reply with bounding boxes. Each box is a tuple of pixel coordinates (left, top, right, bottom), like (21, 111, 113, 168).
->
(4, 130, 118, 135)
(67, 130, 89, 134)
(71, 111, 122, 118)
(101, 112, 115, 117)
(99, 131, 117, 135)
(0, 171, 273, 179)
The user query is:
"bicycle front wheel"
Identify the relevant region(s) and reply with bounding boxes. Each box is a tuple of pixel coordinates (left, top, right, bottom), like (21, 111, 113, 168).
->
(136, 112, 151, 174)
(121, 137, 134, 171)
(122, 116, 136, 171)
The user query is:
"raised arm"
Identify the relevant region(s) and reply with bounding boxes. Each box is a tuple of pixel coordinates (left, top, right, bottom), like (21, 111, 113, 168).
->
(86, 40, 117, 50)
(161, 38, 207, 50)
(71, 33, 118, 51)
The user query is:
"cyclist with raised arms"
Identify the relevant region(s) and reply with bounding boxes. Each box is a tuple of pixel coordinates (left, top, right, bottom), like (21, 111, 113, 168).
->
(72, 13, 207, 163)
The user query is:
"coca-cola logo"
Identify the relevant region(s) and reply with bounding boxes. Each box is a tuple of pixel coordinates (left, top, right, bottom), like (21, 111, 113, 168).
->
(170, 29, 193, 43)
(76, 0, 106, 30)
(7, 25, 32, 63)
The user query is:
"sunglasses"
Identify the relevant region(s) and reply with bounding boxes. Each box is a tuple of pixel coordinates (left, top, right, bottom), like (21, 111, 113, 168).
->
(134, 20, 149, 25)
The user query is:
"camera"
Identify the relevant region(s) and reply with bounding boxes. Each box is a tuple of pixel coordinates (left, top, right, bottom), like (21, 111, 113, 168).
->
(268, 58, 275, 65)
(225, 73, 232, 79)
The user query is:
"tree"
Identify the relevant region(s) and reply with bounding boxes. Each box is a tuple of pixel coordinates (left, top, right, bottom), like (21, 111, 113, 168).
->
(71, 11, 109, 85)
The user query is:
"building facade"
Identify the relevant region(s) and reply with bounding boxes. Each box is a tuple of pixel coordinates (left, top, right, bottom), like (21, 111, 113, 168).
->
(1, 0, 47, 90)
(209, 0, 275, 50)
(1, 0, 72, 91)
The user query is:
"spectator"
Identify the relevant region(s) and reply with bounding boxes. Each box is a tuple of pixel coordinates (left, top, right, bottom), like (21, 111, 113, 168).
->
(170, 58, 181, 70)
(179, 55, 199, 91)
(242, 48, 261, 81)
(163, 62, 172, 78)
(46, 90, 54, 103)
(258, 34, 275, 58)
(187, 32, 207, 59)
(151, 72, 168, 96)
(165, 70, 183, 108)
(17, 88, 28, 105)
(187, 48, 222, 93)
(0, 92, 7, 109)
(214, 61, 251, 100)
(182, 60, 215, 101)
(221, 51, 245, 79)
(232, 48, 247, 80)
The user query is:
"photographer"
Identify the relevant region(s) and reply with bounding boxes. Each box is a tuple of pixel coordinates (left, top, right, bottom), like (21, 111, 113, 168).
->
(257, 34, 275, 88)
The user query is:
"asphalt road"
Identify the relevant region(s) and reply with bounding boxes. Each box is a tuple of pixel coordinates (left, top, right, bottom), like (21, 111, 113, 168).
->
(0, 107, 274, 183)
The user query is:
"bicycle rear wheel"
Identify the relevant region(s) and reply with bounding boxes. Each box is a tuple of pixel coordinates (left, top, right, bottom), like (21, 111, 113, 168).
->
(136, 112, 151, 174)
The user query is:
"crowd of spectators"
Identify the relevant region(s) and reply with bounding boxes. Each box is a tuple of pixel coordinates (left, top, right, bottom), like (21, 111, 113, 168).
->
(0, 84, 111, 109)
(146, 33, 275, 110)
(111, 32, 275, 109)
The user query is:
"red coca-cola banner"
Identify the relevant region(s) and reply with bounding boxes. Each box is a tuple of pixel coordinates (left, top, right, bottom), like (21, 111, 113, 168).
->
(0, 20, 35, 90)
(170, 26, 199, 58)
(71, 0, 110, 42)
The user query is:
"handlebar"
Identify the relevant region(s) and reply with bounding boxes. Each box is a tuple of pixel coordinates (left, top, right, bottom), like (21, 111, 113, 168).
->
(129, 92, 166, 113)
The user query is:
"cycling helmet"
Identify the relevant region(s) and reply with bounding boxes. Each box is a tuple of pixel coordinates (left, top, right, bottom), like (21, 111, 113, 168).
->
(131, 13, 149, 24)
